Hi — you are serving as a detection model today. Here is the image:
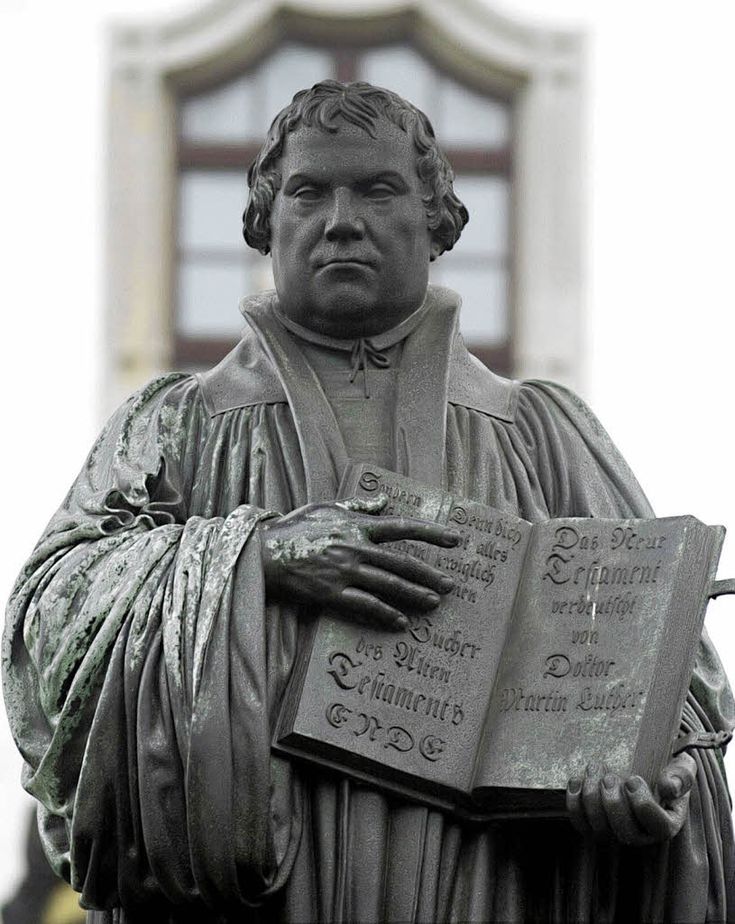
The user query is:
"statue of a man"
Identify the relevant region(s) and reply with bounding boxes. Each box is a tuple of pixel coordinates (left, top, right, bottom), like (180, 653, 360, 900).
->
(4, 81, 733, 922)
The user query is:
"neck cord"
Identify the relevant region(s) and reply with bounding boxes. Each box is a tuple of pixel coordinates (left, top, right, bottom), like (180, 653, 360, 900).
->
(272, 300, 428, 398)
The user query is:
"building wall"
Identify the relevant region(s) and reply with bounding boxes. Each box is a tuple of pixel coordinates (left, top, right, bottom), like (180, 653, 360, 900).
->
(1, 0, 734, 903)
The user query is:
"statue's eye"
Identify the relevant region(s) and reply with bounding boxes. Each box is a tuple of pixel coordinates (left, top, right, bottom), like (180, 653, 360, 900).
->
(364, 183, 396, 200)
(294, 186, 322, 201)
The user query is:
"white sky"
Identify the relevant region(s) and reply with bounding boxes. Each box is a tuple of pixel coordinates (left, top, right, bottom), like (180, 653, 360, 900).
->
(1, 0, 734, 900)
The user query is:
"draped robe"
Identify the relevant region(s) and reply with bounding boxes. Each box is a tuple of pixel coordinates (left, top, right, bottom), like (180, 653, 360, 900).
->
(4, 287, 734, 923)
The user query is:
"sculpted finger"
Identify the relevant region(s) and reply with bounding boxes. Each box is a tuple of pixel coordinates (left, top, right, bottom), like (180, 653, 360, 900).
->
(337, 495, 388, 515)
(361, 546, 455, 594)
(659, 790, 692, 839)
(338, 587, 407, 630)
(581, 764, 609, 837)
(352, 564, 441, 611)
(625, 777, 683, 841)
(368, 517, 462, 547)
(600, 774, 646, 845)
(656, 753, 697, 805)
(566, 776, 587, 835)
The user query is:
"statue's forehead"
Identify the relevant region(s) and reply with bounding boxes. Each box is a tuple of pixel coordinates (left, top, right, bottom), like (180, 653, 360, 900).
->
(278, 120, 415, 178)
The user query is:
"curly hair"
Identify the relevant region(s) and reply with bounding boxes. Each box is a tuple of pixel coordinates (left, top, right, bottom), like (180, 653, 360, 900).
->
(243, 80, 468, 259)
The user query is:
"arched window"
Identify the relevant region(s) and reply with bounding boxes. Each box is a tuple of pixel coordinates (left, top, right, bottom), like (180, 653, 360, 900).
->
(175, 42, 513, 373)
(106, 1, 584, 410)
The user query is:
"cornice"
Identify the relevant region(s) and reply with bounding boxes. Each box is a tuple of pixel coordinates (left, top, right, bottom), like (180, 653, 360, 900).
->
(109, 0, 583, 92)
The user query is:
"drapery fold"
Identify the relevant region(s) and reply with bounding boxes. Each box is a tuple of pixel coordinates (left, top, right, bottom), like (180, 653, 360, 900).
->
(4, 301, 734, 921)
(4, 375, 302, 914)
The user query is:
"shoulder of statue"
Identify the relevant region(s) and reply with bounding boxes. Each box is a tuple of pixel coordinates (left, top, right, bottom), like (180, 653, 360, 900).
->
(197, 292, 287, 417)
(447, 335, 519, 423)
(517, 378, 609, 439)
(103, 371, 197, 445)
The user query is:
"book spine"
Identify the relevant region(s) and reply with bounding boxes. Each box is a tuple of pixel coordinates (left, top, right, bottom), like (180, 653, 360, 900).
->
(469, 525, 539, 790)
(275, 616, 320, 738)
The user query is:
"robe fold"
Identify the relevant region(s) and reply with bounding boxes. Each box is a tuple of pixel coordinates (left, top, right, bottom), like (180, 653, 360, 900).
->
(3, 286, 734, 922)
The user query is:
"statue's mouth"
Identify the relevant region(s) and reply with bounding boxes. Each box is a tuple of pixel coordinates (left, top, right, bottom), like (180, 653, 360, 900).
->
(315, 256, 376, 270)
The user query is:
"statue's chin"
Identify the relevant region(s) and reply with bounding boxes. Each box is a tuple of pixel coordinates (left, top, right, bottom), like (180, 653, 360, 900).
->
(282, 283, 426, 340)
(300, 302, 419, 339)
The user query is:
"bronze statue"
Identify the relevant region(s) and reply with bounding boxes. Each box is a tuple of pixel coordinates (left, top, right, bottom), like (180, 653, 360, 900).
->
(3, 81, 733, 922)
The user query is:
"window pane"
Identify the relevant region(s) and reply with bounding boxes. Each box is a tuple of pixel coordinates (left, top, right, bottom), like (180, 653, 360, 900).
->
(181, 44, 334, 143)
(451, 175, 509, 257)
(178, 260, 247, 337)
(254, 45, 335, 135)
(438, 79, 510, 147)
(178, 171, 247, 251)
(359, 46, 510, 149)
(181, 75, 256, 144)
(431, 262, 508, 344)
(359, 46, 437, 124)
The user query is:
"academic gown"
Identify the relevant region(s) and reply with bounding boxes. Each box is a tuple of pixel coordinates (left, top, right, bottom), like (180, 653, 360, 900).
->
(3, 287, 734, 923)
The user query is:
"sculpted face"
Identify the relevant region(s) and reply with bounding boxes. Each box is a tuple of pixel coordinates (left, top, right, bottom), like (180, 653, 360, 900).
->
(268, 119, 437, 338)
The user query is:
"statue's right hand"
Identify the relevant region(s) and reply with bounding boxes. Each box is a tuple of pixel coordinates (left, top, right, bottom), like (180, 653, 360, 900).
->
(259, 497, 462, 628)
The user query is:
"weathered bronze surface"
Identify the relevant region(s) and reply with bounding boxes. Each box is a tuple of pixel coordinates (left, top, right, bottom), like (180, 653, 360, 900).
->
(3, 81, 734, 922)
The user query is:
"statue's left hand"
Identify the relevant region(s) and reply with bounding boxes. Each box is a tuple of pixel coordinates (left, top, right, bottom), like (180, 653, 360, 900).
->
(566, 752, 697, 845)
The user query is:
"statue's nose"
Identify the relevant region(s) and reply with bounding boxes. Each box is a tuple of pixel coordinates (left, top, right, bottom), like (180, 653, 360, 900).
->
(325, 188, 365, 241)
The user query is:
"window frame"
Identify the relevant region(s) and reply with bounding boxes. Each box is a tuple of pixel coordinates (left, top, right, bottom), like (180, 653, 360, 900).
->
(173, 39, 515, 374)
(105, 0, 585, 414)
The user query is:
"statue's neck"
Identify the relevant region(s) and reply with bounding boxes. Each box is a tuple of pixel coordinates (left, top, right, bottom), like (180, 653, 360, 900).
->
(272, 298, 429, 353)
(273, 300, 430, 398)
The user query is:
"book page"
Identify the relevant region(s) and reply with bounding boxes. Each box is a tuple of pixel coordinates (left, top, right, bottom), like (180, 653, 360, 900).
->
(281, 466, 532, 796)
(472, 516, 701, 797)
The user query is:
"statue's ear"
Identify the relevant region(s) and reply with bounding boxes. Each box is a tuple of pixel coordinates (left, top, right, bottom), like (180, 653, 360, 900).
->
(429, 238, 443, 262)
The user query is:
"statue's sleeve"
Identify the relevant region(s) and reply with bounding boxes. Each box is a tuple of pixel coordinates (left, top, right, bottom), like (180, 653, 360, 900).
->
(517, 379, 734, 908)
(516, 379, 656, 520)
(2, 374, 301, 913)
(518, 378, 735, 731)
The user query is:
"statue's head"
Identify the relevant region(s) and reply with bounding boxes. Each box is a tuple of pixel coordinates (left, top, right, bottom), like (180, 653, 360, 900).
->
(243, 80, 469, 338)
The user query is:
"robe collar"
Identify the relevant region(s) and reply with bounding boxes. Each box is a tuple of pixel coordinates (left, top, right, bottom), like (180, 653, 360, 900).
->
(199, 286, 517, 420)
(271, 298, 429, 399)
(198, 286, 518, 497)
(271, 297, 430, 354)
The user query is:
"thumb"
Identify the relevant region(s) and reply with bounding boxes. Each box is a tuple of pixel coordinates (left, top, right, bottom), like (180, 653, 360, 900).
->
(337, 494, 389, 515)
(657, 752, 697, 804)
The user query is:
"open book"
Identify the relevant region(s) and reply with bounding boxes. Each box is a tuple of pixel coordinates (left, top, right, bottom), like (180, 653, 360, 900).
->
(274, 464, 725, 817)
